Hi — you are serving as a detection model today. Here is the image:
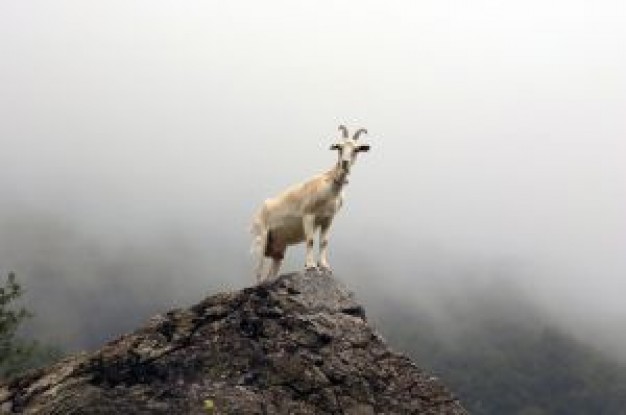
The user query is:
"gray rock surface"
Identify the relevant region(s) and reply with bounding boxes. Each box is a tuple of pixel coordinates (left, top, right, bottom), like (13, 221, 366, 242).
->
(0, 270, 468, 414)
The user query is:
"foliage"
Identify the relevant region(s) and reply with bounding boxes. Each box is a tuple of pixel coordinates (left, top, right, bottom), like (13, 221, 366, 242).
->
(0, 272, 63, 380)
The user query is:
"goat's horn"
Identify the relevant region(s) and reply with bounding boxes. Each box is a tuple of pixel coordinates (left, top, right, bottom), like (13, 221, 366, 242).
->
(338, 125, 349, 139)
(352, 128, 368, 141)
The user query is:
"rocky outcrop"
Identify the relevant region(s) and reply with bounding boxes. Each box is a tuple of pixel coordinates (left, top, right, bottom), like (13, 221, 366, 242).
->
(0, 271, 468, 414)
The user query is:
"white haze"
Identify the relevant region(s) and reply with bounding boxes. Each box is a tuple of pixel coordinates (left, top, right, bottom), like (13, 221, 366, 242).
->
(0, 1, 625, 356)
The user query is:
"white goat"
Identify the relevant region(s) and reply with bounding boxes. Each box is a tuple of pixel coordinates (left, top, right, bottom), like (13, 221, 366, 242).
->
(251, 125, 371, 282)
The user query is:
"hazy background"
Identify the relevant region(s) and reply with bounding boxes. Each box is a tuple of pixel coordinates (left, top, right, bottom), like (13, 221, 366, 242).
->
(1, 1, 625, 360)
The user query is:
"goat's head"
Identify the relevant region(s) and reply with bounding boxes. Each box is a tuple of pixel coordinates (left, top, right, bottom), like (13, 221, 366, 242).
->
(330, 125, 371, 174)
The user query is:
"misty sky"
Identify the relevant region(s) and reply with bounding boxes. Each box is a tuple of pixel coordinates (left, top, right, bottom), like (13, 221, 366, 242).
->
(1, 1, 625, 352)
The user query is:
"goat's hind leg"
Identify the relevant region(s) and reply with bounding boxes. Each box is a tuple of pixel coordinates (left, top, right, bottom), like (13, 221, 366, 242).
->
(255, 229, 271, 283)
(255, 256, 266, 283)
(265, 230, 286, 280)
(268, 256, 283, 279)
(268, 246, 285, 280)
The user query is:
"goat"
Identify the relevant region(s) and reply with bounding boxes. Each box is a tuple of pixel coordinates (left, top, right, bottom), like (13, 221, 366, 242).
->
(251, 125, 371, 282)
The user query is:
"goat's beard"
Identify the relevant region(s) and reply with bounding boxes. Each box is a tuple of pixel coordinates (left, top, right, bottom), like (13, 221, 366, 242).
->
(336, 165, 350, 184)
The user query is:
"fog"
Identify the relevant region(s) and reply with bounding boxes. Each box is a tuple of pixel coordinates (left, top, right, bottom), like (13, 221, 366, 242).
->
(1, 1, 625, 358)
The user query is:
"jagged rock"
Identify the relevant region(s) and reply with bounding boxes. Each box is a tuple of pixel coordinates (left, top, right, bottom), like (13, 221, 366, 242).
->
(0, 271, 468, 414)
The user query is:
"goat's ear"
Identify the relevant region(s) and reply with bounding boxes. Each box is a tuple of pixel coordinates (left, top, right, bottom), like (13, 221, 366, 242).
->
(330, 144, 341, 151)
(356, 144, 371, 152)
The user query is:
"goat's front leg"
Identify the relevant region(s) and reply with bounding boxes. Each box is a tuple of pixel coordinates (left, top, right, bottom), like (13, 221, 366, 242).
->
(318, 218, 333, 271)
(268, 257, 283, 279)
(303, 214, 317, 270)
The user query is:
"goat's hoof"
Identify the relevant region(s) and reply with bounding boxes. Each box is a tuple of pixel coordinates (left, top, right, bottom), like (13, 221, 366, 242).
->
(318, 265, 332, 274)
(305, 265, 318, 272)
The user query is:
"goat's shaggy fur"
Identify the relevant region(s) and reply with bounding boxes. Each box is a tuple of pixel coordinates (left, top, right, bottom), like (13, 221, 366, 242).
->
(251, 126, 370, 281)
